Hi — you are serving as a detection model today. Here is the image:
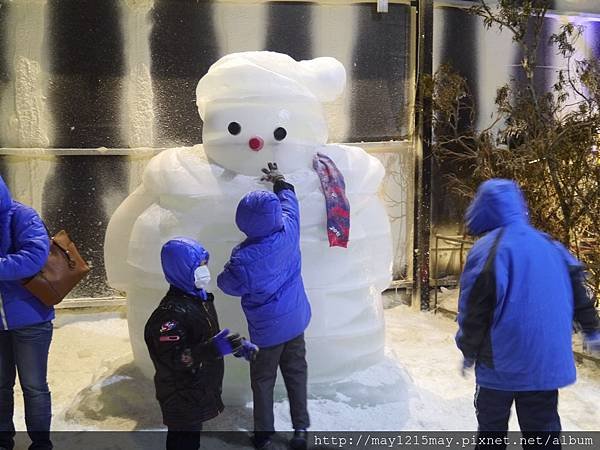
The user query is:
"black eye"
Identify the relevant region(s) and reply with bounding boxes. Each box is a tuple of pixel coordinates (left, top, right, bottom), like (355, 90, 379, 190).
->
(228, 122, 241, 135)
(274, 127, 287, 141)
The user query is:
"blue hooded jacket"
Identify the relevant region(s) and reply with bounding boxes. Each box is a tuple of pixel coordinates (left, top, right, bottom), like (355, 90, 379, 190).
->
(456, 179, 582, 391)
(217, 182, 311, 348)
(161, 237, 210, 300)
(0, 176, 51, 330)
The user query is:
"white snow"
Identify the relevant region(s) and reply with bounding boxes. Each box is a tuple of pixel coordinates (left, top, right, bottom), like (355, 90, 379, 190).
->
(11, 294, 599, 434)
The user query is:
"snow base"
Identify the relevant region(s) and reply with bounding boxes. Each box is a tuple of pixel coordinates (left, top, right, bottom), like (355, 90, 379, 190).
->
(10, 301, 598, 438)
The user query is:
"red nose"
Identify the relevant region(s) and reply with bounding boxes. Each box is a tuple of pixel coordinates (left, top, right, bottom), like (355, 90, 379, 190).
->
(249, 137, 264, 151)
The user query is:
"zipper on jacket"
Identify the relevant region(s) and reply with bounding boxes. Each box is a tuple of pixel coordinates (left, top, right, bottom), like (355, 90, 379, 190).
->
(0, 293, 8, 330)
(201, 302, 214, 335)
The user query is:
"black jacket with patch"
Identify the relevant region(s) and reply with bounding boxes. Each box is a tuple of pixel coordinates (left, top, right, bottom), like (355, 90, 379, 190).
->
(144, 286, 225, 428)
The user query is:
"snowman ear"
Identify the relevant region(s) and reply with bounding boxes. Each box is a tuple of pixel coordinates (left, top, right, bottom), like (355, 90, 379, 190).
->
(297, 57, 346, 103)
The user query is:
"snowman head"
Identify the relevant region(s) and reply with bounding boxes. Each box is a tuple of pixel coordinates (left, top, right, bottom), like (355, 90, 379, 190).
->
(196, 51, 346, 176)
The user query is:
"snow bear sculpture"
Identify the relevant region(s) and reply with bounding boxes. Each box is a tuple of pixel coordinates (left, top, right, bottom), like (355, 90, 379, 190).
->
(104, 51, 392, 404)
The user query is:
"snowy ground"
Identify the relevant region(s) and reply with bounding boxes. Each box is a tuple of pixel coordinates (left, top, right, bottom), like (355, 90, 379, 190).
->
(12, 292, 600, 437)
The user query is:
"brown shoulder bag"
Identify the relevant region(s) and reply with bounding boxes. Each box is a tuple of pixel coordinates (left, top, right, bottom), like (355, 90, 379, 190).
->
(22, 230, 91, 307)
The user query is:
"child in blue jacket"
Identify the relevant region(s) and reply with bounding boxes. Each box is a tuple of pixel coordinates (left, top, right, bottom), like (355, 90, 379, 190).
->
(218, 163, 311, 450)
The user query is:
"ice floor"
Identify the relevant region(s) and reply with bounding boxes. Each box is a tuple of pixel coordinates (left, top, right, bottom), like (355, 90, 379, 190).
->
(12, 292, 600, 435)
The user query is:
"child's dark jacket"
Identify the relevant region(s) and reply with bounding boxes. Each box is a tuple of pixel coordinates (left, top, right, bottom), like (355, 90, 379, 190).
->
(145, 239, 224, 428)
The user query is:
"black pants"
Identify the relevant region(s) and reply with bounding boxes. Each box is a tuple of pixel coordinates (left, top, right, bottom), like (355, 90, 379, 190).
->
(474, 386, 561, 450)
(250, 333, 309, 435)
(166, 424, 202, 450)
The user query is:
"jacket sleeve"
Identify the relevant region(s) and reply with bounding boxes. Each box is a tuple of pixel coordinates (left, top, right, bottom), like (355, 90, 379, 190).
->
(552, 242, 600, 336)
(147, 315, 219, 372)
(274, 180, 299, 238)
(0, 208, 50, 281)
(217, 260, 249, 297)
(455, 232, 504, 362)
(571, 268, 600, 335)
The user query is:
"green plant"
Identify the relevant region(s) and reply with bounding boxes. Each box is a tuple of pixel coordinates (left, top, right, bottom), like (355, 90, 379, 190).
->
(429, 0, 600, 300)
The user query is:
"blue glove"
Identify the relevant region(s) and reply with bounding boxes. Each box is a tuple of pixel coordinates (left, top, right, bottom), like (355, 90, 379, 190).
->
(461, 357, 475, 377)
(211, 328, 243, 357)
(583, 331, 600, 354)
(234, 338, 259, 362)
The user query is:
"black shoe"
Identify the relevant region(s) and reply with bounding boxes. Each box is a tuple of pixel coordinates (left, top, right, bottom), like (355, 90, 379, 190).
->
(252, 433, 273, 449)
(289, 430, 307, 450)
(0, 431, 14, 450)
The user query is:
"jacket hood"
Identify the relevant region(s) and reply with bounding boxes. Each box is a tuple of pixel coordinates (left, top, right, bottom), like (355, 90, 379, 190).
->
(161, 237, 210, 298)
(235, 190, 284, 238)
(466, 179, 529, 236)
(0, 176, 13, 213)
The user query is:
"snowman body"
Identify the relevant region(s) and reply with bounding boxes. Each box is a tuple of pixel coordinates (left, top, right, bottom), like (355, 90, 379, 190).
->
(104, 52, 393, 404)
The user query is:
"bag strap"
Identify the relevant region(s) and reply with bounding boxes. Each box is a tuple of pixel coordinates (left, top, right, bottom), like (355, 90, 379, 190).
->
(51, 231, 77, 269)
(41, 221, 51, 238)
(11, 210, 76, 269)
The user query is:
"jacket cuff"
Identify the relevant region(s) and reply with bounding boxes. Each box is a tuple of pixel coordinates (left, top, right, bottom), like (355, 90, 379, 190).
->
(274, 179, 295, 194)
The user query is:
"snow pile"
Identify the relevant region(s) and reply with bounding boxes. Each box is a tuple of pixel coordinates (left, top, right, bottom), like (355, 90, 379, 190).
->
(62, 355, 161, 431)
(10, 301, 598, 435)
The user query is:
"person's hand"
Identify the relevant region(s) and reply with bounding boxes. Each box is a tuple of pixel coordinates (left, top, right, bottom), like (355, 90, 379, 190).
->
(261, 162, 285, 184)
(461, 357, 475, 377)
(583, 331, 600, 355)
(210, 328, 243, 357)
(234, 338, 260, 362)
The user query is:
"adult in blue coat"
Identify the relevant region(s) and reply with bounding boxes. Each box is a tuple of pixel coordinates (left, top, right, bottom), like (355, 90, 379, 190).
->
(0, 176, 52, 450)
(457, 179, 600, 447)
(218, 163, 311, 450)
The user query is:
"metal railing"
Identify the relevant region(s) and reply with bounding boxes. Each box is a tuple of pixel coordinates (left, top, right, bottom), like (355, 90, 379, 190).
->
(431, 234, 474, 312)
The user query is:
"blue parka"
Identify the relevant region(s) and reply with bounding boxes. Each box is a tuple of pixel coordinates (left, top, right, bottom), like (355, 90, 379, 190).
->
(0, 176, 51, 330)
(161, 237, 210, 300)
(456, 179, 599, 391)
(217, 181, 311, 348)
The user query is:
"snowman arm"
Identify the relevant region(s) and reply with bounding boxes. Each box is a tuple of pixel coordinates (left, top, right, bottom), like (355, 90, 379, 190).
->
(217, 261, 249, 297)
(320, 144, 385, 194)
(274, 181, 300, 238)
(104, 185, 157, 290)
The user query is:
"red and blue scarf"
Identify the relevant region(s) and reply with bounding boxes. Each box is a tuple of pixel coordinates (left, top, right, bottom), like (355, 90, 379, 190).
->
(312, 152, 350, 248)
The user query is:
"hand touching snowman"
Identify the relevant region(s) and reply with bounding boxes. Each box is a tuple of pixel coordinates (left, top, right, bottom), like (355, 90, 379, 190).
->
(261, 162, 285, 184)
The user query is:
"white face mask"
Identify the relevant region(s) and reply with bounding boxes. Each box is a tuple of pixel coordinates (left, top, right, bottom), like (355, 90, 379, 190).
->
(194, 265, 211, 289)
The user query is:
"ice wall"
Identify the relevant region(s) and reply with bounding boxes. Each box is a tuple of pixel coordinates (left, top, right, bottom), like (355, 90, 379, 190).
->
(0, 0, 50, 148)
(0, 0, 414, 299)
